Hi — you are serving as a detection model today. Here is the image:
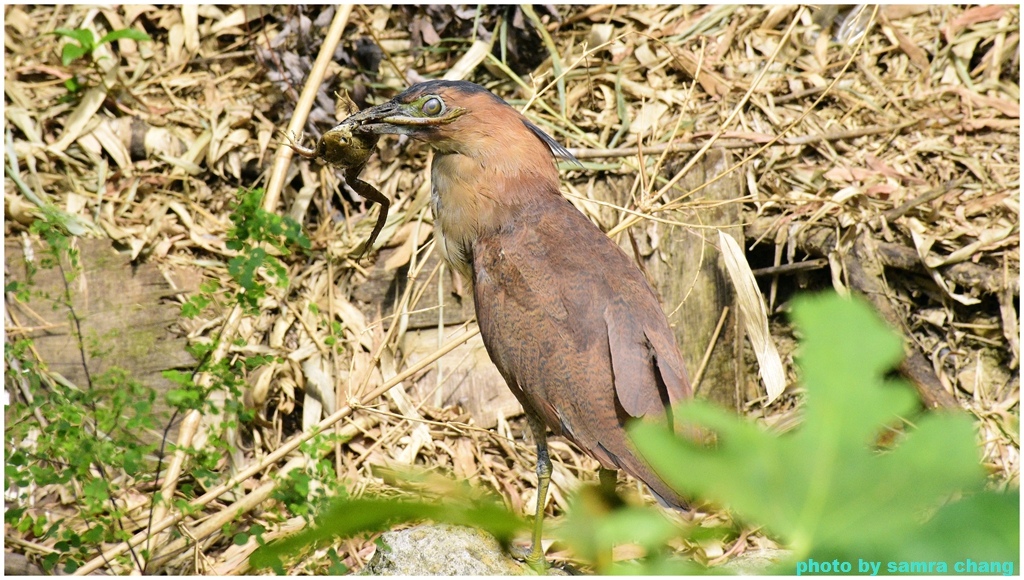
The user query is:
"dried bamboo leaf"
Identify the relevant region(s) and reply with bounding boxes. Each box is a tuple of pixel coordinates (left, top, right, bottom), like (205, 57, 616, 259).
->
(719, 231, 786, 404)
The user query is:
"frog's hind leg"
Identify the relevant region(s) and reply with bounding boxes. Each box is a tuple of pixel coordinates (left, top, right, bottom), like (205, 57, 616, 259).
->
(346, 171, 390, 260)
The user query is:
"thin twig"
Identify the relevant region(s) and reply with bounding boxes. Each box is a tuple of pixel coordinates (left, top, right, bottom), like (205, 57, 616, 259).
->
(692, 307, 730, 396)
(751, 259, 829, 277)
(880, 176, 968, 222)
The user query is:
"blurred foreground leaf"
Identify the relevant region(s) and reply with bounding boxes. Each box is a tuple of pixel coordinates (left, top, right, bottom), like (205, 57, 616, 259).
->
(250, 487, 525, 572)
(632, 293, 1018, 569)
(554, 483, 701, 574)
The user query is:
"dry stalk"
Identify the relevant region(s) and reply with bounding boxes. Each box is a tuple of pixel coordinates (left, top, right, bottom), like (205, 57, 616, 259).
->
(264, 5, 353, 213)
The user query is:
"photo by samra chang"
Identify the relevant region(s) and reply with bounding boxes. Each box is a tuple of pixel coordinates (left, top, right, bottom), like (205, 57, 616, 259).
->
(886, 559, 1015, 576)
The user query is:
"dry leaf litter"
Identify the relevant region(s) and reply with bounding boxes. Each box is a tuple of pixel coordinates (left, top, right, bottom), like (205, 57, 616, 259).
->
(3, 5, 1018, 574)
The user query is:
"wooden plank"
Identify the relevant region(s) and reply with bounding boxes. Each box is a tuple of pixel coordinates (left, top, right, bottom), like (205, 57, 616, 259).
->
(5, 237, 195, 442)
(655, 150, 746, 410)
(401, 325, 523, 429)
(351, 248, 477, 331)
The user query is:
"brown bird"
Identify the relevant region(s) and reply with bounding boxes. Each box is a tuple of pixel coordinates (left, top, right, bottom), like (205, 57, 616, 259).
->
(347, 80, 691, 566)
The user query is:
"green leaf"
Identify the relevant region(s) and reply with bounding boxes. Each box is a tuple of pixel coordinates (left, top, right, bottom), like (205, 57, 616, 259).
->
(230, 248, 266, 291)
(82, 479, 109, 504)
(902, 490, 1019, 563)
(53, 28, 96, 49)
(42, 553, 59, 573)
(97, 28, 151, 46)
(166, 387, 201, 409)
(62, 77, 83, 95)
(162, 369, 195, 388)
(60, 44, 90, 67)
(327, 555, 350, 575)
(556, 486, 689, 573)
(81, 526, 104, 544)
(631, 292, 1005, 566)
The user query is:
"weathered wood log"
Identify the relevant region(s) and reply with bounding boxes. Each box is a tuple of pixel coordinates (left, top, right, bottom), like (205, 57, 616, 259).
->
(628, 150, 747, 411)
(351, 248, 477, 331)
(5, 237, 196, 442)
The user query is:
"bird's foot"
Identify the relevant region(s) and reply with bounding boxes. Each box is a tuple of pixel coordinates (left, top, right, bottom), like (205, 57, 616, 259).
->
(509, 543, 549, 573)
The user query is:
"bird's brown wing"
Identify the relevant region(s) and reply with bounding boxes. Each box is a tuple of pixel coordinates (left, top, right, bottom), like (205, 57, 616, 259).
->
(604, 296, 690, 419)
(473, 192, 691, 453)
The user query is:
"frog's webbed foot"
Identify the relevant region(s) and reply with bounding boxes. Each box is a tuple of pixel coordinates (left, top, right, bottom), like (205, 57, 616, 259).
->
(281, 130, 319, 160)
(347, 171, 390, 260)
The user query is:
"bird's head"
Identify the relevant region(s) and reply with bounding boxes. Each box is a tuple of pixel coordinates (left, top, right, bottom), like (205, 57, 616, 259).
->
(345, 80, 579, 165)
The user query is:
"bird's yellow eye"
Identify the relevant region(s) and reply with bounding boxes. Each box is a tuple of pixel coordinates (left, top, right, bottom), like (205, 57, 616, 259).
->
(421, 96, 444, 116)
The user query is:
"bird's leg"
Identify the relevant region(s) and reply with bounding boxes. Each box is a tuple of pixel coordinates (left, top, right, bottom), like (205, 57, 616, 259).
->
(343, 166, 390, 259)
(526, 415, 552, 571)
(595, 468, 620, 570)
(598, 467, 618, 497)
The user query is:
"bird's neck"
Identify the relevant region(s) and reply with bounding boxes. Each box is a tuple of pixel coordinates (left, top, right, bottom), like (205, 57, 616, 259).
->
(430, 143, 560, 278)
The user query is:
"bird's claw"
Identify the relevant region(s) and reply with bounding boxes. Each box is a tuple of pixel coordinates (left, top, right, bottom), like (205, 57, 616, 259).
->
(509, 542, 549, 573)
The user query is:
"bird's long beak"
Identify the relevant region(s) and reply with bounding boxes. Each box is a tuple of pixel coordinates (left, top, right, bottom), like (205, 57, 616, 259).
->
(343, 100, 466, 136)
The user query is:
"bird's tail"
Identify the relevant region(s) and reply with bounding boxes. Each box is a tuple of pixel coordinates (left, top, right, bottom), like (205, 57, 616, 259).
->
(627, 461, 690, 511)
(622, 419, 713, 511)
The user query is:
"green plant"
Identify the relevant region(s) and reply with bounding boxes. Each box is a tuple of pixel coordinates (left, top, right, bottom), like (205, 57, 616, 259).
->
(135, 187, 317, 564)
(167, 187, 309, 447)
(632, 292, 1019, 572)
(10, 47, 310, 580)
(52, 26, 151, 94)
(5, 212, 164, 573)
(167, 182, 308, 452)
(223, 187, 310, 314)
(53, 27, 151, 67)
(554, 484, 704, 574)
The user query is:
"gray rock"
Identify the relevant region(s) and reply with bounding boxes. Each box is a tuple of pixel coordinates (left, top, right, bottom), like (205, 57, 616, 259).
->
(717, 547, 791, 575)
(360, 523, 532, 575)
